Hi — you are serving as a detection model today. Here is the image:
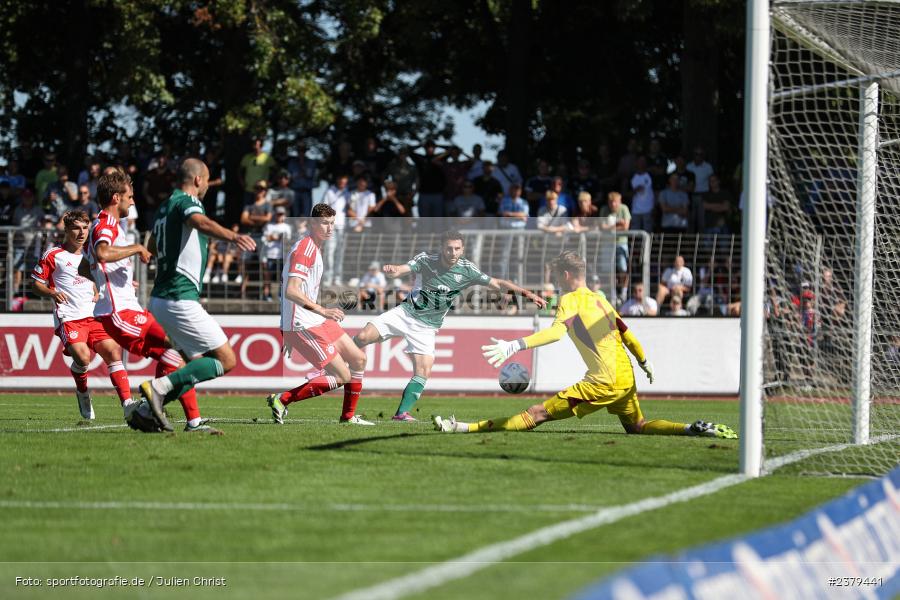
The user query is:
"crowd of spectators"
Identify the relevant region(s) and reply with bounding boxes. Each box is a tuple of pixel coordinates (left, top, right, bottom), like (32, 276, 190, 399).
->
(1, 134, 751, 314)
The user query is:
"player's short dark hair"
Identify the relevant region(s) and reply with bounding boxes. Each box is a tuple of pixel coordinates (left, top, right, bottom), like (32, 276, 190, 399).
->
(440, 230, 464, 246)
(62, 209, 90, 229)
(310, 203, 336, 218)
(96, 170, 132, 207)
(551, 251, 586, 278)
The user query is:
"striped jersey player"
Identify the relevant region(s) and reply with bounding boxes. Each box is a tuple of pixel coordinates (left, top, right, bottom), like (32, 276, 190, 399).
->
(433, 251, 738, 440)
(353, 230, 545, 421)
(30, 209, 132, 420)
(265, 203, 372, 426)
(84, 169, 206, 431)
(139, 158, 256, 433)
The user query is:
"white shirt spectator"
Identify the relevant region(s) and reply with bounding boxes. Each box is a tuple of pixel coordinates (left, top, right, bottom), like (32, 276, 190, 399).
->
(620, 296, 659, 317)
(359, 270, 386, 291)
(661, 264, 693, 290)
(348, 189, 376, 229)
(322, 185, 349, 229)
(687, 160, 714, 193)
(630, 172, 654, 215)
(492, 162, 522, 195)
(263, 221, 292, 260)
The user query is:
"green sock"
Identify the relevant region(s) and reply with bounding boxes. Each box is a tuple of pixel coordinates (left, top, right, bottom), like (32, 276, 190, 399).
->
(163, 358, 224, 402)
(395, 375, 427, 415)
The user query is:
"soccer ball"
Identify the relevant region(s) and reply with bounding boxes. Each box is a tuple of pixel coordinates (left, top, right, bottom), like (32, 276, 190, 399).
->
(499, 362, 530, 394)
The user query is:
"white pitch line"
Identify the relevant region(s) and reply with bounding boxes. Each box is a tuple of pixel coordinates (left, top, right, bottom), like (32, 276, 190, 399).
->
(0, 499, 603, 514)
(0, 424, 129, 433)
(328, 437, 899, 600)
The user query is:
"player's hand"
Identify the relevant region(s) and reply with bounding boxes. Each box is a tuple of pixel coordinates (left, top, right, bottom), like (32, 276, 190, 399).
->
(52, 291, 68, 304)
(234, 234, 257, 252)
(382, 264, 399, 276)
(320, 307, 345, 322)
(481, 337, 520, 368)
(639, 359, 654, 384)
(526, 291, 546, 309)
(137, 245, 152, 264)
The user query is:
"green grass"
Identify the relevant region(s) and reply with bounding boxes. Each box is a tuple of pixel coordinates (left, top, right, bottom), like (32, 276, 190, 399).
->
(0, 393, 867, 599)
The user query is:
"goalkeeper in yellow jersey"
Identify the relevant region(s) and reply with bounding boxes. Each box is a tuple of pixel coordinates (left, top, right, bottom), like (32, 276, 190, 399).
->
(432, 251, 737, 439)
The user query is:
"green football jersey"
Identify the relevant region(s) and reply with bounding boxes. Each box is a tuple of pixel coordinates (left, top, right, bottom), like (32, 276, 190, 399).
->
(150, 189, 208, 301)
(401, 253, 491, 328)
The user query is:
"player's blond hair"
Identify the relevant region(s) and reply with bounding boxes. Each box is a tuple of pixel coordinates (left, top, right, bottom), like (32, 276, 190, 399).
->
(551, 251, 586, 278)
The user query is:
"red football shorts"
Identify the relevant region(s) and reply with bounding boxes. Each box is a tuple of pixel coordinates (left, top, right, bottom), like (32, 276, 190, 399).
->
(99, 309, 168, 361)
(56, 317, 110, 350)
(282, 320, 345, 369)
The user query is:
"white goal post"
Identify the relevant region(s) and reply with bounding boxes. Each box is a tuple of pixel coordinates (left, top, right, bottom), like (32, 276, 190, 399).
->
(741, 0, 900, 477)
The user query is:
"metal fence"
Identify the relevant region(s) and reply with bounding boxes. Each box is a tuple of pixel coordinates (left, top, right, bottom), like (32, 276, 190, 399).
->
(2, 226, 742, 316)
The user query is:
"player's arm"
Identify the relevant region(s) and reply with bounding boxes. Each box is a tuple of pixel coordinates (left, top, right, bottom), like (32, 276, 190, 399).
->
(485, 277, 546, 308)
(616, 314, 654, 382)
(94, 240, 152, 264)
(32, 278, 67, 304)
(382, 263, 412, 277)
(482, 295, 573, 366)
(186, 213, 256, 251)
(284, 276, 344, 321)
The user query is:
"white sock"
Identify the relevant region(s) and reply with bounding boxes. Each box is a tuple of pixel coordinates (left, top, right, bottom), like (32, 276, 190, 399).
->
(187, 417, 201, 427)
(456, 421, 470, 433)
(152, 376, 174, 395)
(123, 399, 137, 408)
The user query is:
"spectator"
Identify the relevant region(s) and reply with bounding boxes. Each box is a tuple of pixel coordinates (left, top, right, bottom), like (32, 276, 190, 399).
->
(668, 294, 689, 317)
(571, 191, 598, 232)
(358, 261, 387, 311)
(142, 153, 174, 226)
(594, 141, 618, 200)
(433, 145, 471, 207)
(687, 146, 714, 232)
(204, 224, 242, 284)
(0, 181, 15, 225)
(538, 176, 574, 213)
(525, 158, 553, 216)
(44, 165, 78, 219)
(599, 191, 632, 302)
(360, 136, 391, 197)
(657, 255, 693, 307)
(702, 174, 733, 234)
(658, 172, 690, 233)
(239, 137, 277, 204)
(325, 140, 354, 184)
(34, 152, 59, 202)
(466, 143, 484, 180)
(646, 138, 669, 191)
(79, 159, 102, 200)
(537, 190, 570, 235)
(350, 159, 374, 192)
(240, 180, 274, 238)
(472, 161, 503, 217)
(616, 137, 640, 195)
(74, 184, 100, 221)
(372, 180, 407, 233)
(0, 159, 27, 196)
(348, 174, 377, 232)
(286, 140, 318, 218)
(630, 156, 655, 232)
(322, 174, 349, 285)
(203, 147, 226, 220)
(498, 182, 529, 280)
(568, 159, 598, 201)
(685, 266, 719, 315)
(620, 282, 658, 316)
(12, 189, 44, 292)
(538, 282, 559, 315)
(672, 154, 696, 195)
(492, 149, 523, 195)
(384, 146, 418, 214)
(261, 207, 292, 301)
(451, 179, 485, 229)
(267, 170, 296, 214)
(413, 140, 446, 232)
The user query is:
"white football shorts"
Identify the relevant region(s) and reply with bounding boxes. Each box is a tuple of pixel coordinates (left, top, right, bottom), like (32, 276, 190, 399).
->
(369, 305, 436, 356)
(148, 297, 228, 359)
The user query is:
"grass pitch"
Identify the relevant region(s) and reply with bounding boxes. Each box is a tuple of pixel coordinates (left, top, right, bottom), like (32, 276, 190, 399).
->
(0, 393, 865, 599)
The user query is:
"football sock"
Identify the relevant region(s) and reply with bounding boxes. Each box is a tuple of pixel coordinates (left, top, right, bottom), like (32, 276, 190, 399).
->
(107, 360, 131, 403)
(70, 362, 88, 393)
(157, 358, 224, 403)
(341, 371, 364, 421)
(281, 374, 340, 406)
(395, 375, 426, 415)
(641, 419, 688, 435)
(468, 410, 537, 433)
(156, 361, 200, 420)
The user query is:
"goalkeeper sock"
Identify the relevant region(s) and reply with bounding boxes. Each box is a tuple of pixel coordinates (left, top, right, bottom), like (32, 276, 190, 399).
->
(282, 374, 340, 405)
(156, 360, 200, 420)
(395, 376, 426, 415)
(158, 358, 224, 403)
(468, 410, 537, 433)
(70, 363, 88, 393)
(107, 361, 131, 404)
(641, 419, 688, 435)
(340, 371, 364, 420)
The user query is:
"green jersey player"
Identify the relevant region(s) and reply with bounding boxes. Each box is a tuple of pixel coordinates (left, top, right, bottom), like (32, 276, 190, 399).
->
(353, 230, 545, 420)
(139, 158, 256, 432)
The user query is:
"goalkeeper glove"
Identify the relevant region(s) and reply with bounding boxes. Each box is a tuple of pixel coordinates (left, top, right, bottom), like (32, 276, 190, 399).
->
(481, 337, 525, 368)
(639, 359, 654, 383)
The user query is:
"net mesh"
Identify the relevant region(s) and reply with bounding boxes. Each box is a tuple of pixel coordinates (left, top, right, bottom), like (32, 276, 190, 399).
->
(766, 0, 900, 475)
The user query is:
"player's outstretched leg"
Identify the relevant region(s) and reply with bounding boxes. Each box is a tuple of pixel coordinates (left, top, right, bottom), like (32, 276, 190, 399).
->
(392, 353, 434, 422)
(434, 404, 551, 433)
(154, 349, 209, 432)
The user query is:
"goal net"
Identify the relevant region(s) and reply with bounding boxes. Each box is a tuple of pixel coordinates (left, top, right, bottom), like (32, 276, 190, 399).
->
(765, 0, 900, 475)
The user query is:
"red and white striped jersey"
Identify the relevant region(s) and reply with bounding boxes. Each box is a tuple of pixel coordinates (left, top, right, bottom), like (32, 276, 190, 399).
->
(85, 210, 142, 316)
(31, 247, 95, 326)
(281, 235, 325, 331)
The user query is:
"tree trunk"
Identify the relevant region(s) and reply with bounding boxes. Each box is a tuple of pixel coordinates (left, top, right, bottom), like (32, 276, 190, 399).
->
(680, 0, 719, 162)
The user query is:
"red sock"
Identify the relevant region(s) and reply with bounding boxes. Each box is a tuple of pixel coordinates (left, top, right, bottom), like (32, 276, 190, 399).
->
(341, 371, 364, 421)
(156, 360, 200, 420)
(107, 361, 131, 404)
(70, 363, 88, 393)
(282, 374, 340, 405)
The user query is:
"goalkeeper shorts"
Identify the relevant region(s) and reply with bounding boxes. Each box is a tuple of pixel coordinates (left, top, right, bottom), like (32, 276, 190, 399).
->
(543, 382, 643, 426)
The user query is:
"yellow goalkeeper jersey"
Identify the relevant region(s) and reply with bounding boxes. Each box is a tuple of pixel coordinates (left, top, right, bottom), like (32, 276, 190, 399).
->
(523, 287, 641, 390)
